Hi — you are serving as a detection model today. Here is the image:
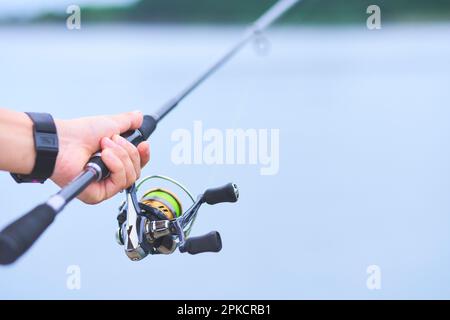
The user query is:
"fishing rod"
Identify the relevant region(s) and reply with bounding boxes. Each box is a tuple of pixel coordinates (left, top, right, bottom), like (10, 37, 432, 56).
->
(0, 0, 301, 265)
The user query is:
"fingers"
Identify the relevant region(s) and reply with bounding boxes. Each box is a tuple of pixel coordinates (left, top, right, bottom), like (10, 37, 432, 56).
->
(112, 135, 141, 179)
(137, 141, 150, 168)
(87, 131, 150, 203)
(101, 147, 127, 200)
(105, 136, 136, 186)
(101, 137, 139, 199)
(110, 110, 143, 134)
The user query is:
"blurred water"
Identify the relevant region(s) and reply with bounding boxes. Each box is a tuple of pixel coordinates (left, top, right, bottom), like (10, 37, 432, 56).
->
(1, 24, 450, 299)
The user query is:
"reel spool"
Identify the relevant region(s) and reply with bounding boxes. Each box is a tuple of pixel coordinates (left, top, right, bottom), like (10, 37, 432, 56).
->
(136, 175, 195, 231)
(139, 187, 184, 255)
(140, 188, 183, 220)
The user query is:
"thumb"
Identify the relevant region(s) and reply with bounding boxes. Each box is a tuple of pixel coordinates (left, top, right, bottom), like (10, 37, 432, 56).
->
(110, 110, 143, 134)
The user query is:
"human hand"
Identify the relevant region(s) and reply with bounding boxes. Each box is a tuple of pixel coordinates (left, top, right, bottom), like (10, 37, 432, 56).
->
(51, 111, 150, 204)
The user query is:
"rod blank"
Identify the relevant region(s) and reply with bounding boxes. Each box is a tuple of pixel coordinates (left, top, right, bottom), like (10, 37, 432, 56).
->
(155, 0, 302, 121)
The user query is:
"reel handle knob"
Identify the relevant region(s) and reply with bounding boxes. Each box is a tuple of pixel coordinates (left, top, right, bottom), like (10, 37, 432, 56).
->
(203, 183, 239, 205)
(179, 231, 222, 255)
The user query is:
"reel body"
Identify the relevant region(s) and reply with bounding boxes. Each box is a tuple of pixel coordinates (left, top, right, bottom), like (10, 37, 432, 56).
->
(116, 175, 239, 261)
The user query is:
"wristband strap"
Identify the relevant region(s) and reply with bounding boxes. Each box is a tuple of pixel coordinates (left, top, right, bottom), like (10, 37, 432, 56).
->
(11, 112, 59, 184)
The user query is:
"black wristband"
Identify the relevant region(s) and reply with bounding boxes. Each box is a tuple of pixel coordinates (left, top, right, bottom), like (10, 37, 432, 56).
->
(11, 112, 59, 184)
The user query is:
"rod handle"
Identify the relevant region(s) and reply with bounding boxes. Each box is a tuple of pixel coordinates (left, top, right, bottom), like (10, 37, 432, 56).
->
(0, 204, 57, 265)
(179, 231, 222, 255)
(203, 183, 239, 205)
(139, 114, 158, 140)
(87, 115, 157, 180)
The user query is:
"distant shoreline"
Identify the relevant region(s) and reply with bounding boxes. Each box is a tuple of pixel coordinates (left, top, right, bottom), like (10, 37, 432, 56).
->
(1, 0, 450, 25)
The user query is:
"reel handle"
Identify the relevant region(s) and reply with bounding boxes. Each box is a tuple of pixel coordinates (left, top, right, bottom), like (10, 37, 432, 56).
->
(87, 115, 157, 180)
(179, 231, 222, 255)
(0, 204, 56, 265)
(203, 183, 239, 205)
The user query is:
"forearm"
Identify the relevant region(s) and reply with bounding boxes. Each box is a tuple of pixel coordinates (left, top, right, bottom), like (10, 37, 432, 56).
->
(0, 109, 35, 174)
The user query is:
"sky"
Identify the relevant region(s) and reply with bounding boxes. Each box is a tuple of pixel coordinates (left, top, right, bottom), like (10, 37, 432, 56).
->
(0, 0, 136, 18)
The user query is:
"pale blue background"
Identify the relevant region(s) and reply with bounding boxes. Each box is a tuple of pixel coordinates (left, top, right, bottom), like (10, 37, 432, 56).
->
(1, 23, 450, 299)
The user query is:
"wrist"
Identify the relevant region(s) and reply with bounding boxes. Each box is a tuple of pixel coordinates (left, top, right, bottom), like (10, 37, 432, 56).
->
(52, 119, 70, 181)
(10, 112, 59, 183)
(0, 109, 35, 174)
(15, 112, 35, 174)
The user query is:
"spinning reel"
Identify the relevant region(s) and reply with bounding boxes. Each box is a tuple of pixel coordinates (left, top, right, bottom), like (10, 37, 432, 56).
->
(115, 175, 239, 261)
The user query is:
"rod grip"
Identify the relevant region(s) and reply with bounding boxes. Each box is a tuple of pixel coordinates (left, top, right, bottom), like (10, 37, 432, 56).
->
(0, 204, 57, 265)
(203, 183, 239, 205)
(139, 115, 158, 140)
(86, 115, 157, 180)
(179, 231, 222, 255)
